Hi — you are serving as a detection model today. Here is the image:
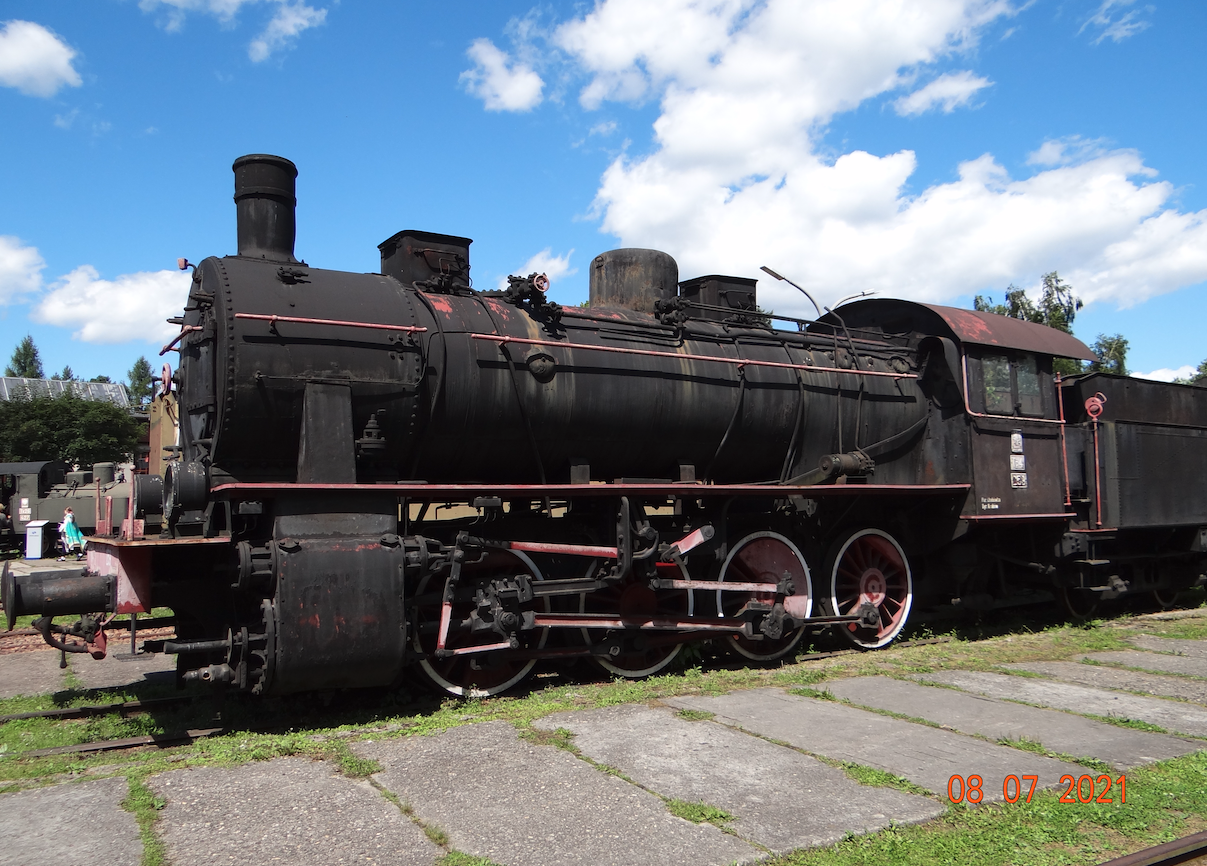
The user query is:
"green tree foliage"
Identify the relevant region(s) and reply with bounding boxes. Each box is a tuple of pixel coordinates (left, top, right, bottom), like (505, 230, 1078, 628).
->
(51, 365, 75, 381)
(974, 272, 1085, 375)
(127, 356, 154, 407)
(5, 335, 44, 378)
(1173, 359, 1207, 386)
(89, 375, 112, 383)
(1088, 333, 1129, 376)
(0, 391, 141, 466)
(973, 272, 1082, 334)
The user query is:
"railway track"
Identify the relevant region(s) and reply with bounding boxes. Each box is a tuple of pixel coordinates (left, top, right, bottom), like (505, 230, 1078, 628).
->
(0, 637, 954, 761)
(1099, 829, 1207, 866)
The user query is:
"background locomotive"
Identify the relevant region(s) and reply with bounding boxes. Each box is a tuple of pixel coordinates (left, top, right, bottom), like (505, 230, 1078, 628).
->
(4, 154, 1205, 697)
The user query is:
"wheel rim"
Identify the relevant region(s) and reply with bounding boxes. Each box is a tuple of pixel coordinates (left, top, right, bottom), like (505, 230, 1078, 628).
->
(581, 560, 693, 678)
(1151, 588, 1179, 611)
(1060, 585, 1099, 619)
(717, 532, 811, 661)
(828, 529, 912, 649)
(413, 549, 548, 697)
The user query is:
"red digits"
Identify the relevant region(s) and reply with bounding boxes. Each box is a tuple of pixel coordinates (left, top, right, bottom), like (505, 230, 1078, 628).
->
(1060, 775, 1077, 803)
(966, 775, 983, 804)
(948, 775, 965, 803)
(1077, 775, 1094, 803)
(1095, 775, 1113, 804)
(1003, 775, 1020, 803)
(1022, 775, 1038, 803)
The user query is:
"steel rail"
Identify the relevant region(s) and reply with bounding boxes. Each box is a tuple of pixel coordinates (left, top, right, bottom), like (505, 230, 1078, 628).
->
(3, 638, 954, 758)
(0, 695, 196, 725)
(1095, 829, 1207, 866)
(18, 727, 224, 759)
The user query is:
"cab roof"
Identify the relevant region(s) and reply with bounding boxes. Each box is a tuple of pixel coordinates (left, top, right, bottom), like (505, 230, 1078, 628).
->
(818, 299, 1097, 361)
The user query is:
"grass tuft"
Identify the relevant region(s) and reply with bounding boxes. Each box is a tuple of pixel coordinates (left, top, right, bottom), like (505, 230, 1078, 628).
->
(424, 823, 451, 848)
(437, 853, 505, 866)
(675, 709, 715, 722)
(666, 798, 736, 829)
(121, 774, 169, 866)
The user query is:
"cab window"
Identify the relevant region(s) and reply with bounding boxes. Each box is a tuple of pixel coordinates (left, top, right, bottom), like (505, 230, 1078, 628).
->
(975, 352, 1049, 418)
(982, 355, 1012, 414)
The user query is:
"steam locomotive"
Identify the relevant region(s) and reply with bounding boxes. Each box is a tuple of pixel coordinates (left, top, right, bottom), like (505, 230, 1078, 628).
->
(4, 154, 1205, 697)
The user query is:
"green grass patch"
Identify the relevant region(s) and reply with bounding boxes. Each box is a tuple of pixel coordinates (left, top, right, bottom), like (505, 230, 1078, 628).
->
(789, 687, 836, 700)
(121, 774, 169, 866)
(1139, 616, 1207, 642)
(998, 736, 1047, 755)
(675, 709, 715, 721)
(833, 761, 932, 798)
(665, 798, 735, 829)
(1081, 713, 1171, 734)
(424, 823, 451, 848)
(519, 726, 576, 752)
(767, 750, 1207, 866)
(437, 853, 505, 866)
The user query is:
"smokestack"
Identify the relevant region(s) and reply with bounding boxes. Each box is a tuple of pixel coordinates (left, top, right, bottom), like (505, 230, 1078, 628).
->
(232, 154, 298, 262)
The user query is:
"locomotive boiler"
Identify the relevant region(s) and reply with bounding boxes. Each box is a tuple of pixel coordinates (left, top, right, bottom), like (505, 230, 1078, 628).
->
(4, 154, 1205, 697)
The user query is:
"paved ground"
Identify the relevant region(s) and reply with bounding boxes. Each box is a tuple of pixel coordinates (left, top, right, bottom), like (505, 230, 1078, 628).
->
(0, 622, 1205, 864)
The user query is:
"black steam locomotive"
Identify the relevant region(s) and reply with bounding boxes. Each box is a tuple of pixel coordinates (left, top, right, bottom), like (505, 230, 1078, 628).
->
(5, 155, 1205, 697)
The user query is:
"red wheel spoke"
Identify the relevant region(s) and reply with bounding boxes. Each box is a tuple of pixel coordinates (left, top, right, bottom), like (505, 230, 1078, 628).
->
(829, 529, 912, 650)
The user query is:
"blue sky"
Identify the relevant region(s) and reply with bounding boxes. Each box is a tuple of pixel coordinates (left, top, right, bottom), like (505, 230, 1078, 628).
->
(1, 0, 1204, 384)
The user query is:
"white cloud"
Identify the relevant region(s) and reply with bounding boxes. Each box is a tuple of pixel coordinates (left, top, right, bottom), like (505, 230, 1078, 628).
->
(1080, 0, 1151, 44)
(495, 0, 1207, 318)
(248, 2, 326, 62)
(138, 0, 326, 59)
(1132, 365, 1195, 383)
(893, 70, 992, 116)
(53, 108, 79, 129)
(32, 266, 191, 344)
(460, 38, 544, 112)
(139, 0, 255, 31)
(497, 249, 576, 290)
(0, 237, 46, 305)
(1026, 135, 1108, 167)
(0, 20, 82, 98)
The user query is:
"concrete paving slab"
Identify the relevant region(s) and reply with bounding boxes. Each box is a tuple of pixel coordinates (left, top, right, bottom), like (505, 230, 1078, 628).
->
(534, 703, 942, 854)
(71, 651, 177, 691)
(148, 756, 439, 866)
(1130, 635, 1207, 659)
(0, 776, 141, 866)
(0, 648, 65, 698)
(1081, 650, 1207, 679)
(824, 676, 1198, 770)
(1007, 661, 1207, 706)
(356, 720, 758, 866)
(667, 688, 1081, 802)
(917, 670, 1207, 739)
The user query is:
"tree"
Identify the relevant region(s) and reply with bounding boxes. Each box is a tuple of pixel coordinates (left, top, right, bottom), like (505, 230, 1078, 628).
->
(127, 356, 154, 407)
(1088, 334, 1129, 376)
(89, 375, 112, 384)
(974, 272, 1085, 374)
(5, 335, 44, 378)
(974, 272, 1082, 335)
(0, 390, 141, 466)
(51, 365, 75, 381)
(1174, 359, 1207, 386)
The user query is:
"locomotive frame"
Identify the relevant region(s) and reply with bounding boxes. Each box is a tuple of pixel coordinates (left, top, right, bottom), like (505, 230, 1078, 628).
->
(4, 154, 1205, 698)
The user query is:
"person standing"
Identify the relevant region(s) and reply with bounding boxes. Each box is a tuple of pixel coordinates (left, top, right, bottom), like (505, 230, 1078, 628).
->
(60, 507, 85, 560)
